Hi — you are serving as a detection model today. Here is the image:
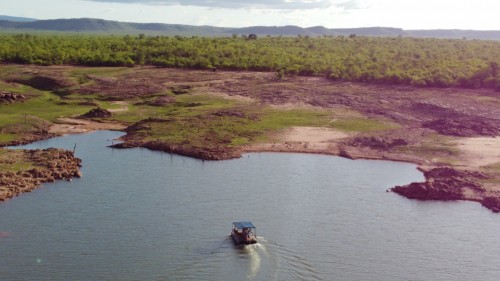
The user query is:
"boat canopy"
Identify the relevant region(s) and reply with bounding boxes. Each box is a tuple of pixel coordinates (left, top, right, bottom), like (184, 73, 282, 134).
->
(232, 221, 255, 229)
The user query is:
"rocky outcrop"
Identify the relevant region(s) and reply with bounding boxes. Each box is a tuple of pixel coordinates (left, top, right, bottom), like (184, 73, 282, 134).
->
(391, 167, 493, 209)
(80, 107, 112, 118)
(0, 149, 82, 202)
(392, 178, 467, 201)
(481, 197, 500, 213)
(0, 91, 26, 104)
(392, 167, 487, 200)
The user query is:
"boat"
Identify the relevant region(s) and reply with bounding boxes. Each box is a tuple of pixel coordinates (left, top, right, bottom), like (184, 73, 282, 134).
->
(231, 221, 257, 245)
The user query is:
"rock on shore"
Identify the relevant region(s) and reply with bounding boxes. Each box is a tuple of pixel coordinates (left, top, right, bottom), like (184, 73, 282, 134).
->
(390, 167, 500, 212)
(0, 148, 82, 201)
(481, 197, 500, 213)
(0, 91, 26, 104)
(79, 107, 112, 118)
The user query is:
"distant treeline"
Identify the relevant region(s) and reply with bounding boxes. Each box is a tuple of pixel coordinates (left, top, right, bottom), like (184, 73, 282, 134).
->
(1, 33, 499, 90)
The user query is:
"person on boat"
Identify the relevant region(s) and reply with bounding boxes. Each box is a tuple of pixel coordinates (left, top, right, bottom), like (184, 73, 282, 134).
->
(243, 228, 255, 241)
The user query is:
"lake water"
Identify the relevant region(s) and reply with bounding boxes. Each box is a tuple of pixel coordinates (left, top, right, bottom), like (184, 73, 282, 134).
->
(1, 130, 500, 281)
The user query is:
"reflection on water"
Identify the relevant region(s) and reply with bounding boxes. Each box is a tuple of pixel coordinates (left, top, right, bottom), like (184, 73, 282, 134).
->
(1, 131, 500, 281)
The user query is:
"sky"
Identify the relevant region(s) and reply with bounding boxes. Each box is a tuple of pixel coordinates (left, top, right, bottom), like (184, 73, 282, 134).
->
(1, 0, 500, 30)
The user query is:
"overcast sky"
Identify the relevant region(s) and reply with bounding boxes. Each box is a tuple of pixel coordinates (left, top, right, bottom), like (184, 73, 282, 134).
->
(2, 0, 499, 30)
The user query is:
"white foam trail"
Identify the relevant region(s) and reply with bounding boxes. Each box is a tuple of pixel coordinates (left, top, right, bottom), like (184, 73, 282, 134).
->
(245, 245, 261, 280)
(264, 239, 323, 281)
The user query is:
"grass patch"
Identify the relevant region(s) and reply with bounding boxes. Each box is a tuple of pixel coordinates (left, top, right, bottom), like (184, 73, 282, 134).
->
(0, 65, 23, 80)
(398, 143, 460, 165)
(0, 81, 44, 96)
(130, 102, 335, 148)
(411, 134, 461, 164)
(0, 149, 33, 172)
(0, 90, 95, 143)
(330, 118, 399, 132)
(407, 145, 459, 157)
(0, 133, 17, 145)
(0, 92, 93, 121)
(0, 114, 52, 145)
(69, 67, 131, 84)
(111, 93, 238, 123)
(258, 108, 331, 129)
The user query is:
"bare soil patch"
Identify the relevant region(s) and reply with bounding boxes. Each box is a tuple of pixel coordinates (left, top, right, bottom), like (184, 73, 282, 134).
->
(455, 137, 500, 168)
(49, 118, 126, 135)
(76, 74, 164, 99)
(246, 126, 349, 154)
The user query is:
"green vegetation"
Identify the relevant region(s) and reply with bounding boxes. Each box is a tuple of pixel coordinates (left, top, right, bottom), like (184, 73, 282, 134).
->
(114, 97, 333, 148)
(110, 94, 238, 123)
(397, 135, 461, 165)
(1, 34, 499, 90)
(0, 113, 50, 145)
(0, 92, 92, 121)
(0, 65, 341, 151)
(330, 118, 398, 132)
(0, 149, 33, 172)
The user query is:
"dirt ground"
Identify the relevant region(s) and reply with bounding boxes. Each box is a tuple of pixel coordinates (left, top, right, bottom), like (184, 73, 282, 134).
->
(455, 137, 500, 168)
(246, 126, 349, 154)
(49, 118, 126, 135)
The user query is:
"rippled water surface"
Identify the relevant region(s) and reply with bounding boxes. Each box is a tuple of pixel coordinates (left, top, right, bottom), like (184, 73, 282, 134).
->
(1, 131, 500, 280)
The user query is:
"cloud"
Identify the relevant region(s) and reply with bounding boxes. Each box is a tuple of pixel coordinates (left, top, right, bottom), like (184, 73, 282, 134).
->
(83, 0, 358, 10)
(335, 0, 363, 10)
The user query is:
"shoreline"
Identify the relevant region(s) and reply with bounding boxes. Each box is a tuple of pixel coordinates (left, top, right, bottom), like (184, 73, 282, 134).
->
(0, 148, 82, 202)
(1, 65, 499, 212)
(112, 123, 500, 213)
(0, 118, 123, 202)
(3, 119, 500, 213)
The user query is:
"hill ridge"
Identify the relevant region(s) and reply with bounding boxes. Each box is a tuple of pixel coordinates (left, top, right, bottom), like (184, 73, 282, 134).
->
(0, 17, 499, 40)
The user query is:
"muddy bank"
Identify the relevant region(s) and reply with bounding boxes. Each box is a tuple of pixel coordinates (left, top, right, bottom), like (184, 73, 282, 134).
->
(0, 149, 82, 201)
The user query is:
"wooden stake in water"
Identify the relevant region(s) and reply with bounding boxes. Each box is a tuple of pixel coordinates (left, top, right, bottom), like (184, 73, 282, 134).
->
(73, 143, 77, 154)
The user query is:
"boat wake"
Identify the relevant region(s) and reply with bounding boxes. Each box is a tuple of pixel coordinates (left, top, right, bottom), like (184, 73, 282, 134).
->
(261, 237, 323, 281)
(158, 237, 233, 280)
(160, 235, 321, 281)
(237, 243, 261, 280)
